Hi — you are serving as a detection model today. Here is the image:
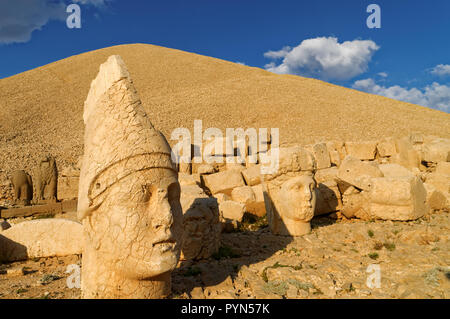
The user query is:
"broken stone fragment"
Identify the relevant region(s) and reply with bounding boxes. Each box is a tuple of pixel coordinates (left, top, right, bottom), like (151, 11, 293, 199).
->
(0, 219, 82, 262)
(337, 155, 384, 190)
(366, 176, 429, 220)
(202, 170, 245, 195)
(421, 138, 450, 163)
(377, 138, 396, 157)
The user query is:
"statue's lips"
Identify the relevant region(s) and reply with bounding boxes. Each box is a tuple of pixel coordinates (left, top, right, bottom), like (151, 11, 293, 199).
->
(152, 234, 176, 247)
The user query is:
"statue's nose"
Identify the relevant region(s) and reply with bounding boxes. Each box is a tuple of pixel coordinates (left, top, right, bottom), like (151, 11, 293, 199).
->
(150, 189, 173, 229)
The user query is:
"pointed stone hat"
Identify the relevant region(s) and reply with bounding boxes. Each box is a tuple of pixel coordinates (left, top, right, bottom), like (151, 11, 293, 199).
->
(78, 55, 176, 219)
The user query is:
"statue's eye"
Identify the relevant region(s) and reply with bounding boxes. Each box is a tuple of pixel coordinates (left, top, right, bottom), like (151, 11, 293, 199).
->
(140, 185, 152, 202)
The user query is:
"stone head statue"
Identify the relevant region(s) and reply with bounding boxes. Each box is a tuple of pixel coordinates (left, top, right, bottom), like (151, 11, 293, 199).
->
(262, 146, 317, 236)
(78, 55, 182, 298)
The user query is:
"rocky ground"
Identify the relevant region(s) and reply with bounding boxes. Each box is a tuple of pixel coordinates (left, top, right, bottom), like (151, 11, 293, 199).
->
(0, 211, 448, 299)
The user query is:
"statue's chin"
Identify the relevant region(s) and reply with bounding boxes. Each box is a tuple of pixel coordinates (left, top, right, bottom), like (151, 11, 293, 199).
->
(122, 248, 180, 280)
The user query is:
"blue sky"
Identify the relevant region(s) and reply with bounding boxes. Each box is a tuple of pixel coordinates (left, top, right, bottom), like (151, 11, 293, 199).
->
(1, 0, 449, 111)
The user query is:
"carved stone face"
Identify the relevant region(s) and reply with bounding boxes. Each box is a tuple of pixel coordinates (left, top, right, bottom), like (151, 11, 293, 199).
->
(266, 174, 317, 236)
(86, 168, 182, 279)
(279, 175, 317, 222)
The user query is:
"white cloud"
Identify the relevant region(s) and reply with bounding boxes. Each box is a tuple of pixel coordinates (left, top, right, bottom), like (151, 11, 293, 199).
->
(430, 64, 450, 77)
(0, 0, 112, 44)
(353, 78, 450, 111)
(0, 0, 66, 44)
(264, 46, 292, 59)
(264, 37, 379, 81)
(377, 72, 388, 78)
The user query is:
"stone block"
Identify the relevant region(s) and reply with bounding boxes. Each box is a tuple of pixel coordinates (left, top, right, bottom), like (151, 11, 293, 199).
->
(378, 164, 415, 178)
(219, 200, 246, 222)
(391, 137, 421, 171)
(202, 170, 245, 195)
(326, 141, 345, 166)
(424, 183, 448, 211)
(310, 142, 331, 169)
(377, 139, 396, 157)
(422, 138, 450, 163)
(249, 184, 266, 217)
(425, 172, 450, 194)
(314, 167, 338, 183)
(0, 219, 83, 262)
(61, 199, 78, 213)
(197, 164, 215, 175)
(31, 202, 62, 216)
(337, 156, 384, 190)
(241, 165, 262, 186)
(344, 141, 377, 160)
(1, 206, 33, 219)
(367, 176, 428, 220)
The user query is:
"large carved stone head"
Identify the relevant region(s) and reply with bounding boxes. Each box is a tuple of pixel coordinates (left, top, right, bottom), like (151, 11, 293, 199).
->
(78, 55, 182, 298)
(262, 146, 317, 236)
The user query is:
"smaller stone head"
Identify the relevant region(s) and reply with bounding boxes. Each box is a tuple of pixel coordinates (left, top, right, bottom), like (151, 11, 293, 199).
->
(279, 175, 317, 223)
(262, 146, 317, 236)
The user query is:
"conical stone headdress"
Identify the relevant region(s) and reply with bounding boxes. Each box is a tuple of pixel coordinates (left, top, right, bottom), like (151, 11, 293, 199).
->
(78, 55, 176, 219)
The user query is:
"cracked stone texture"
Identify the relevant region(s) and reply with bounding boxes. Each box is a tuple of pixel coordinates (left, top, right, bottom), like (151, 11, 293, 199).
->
(78, 55, 183, 298)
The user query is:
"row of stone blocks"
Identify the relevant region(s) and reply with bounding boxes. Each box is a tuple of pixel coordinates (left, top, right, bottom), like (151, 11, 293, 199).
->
(179, 133, 450, 228)
(0, 199, 77, 219)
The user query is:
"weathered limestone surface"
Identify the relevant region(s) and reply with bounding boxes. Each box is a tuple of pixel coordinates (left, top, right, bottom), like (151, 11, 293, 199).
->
(326, 141, 344, 166)
(424, 183, 448, 211)
(436, 162, 450, 175)
(421, 138, 450, 163)
(179, 173, 201, 186)
(219, 200, 246, 222)
(366, 176, 429, 220)
(180, 185, 220, 261)
(241, 165, 262, 186)
(231, 185, 266, 217)
(197, 164, 215, 175)
(261, 146, 314, 181)
(378, 163, 415, 178)
(391, 138, 421, 171)
(202, 170, 245, 195)
(314, 167, 338, 183)
(78, 55, 182, 299)
(340, 186, 370, 220)
(231, 186, 255, 207)
(0, 219, 82, 262)
(337, 156, 384, 190)
(425, 172, 450, 194)
(307, 143, 331, 169)
(344, 141, 377, 160)
(377, 139, 397, 157)
(249, 184, 266, 217)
